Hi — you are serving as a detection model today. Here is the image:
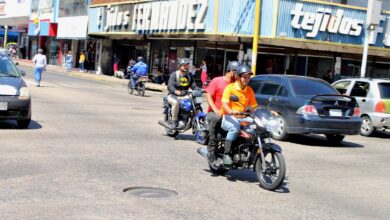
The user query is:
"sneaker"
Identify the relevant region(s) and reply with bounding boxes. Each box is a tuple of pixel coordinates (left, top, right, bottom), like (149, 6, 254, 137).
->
(223, 155, 233, 165)
(207, 149, 215, 163)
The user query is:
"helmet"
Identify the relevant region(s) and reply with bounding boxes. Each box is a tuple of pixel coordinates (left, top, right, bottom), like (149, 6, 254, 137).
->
(237, 65, 253, 76)
(178, 58, 190, 67)
(226, 61, 241, 72)
(137, 56, 144, 62)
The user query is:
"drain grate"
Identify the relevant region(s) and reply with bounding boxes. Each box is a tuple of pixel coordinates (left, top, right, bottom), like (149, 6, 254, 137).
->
(123, 186, 178, 199)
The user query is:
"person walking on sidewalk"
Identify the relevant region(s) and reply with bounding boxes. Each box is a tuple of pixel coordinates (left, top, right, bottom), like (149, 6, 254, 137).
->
(32, 48, 47, 87)
(200, 59, 208, 88)
(79, 50, 86, 72)
(65, 51, 73, 72)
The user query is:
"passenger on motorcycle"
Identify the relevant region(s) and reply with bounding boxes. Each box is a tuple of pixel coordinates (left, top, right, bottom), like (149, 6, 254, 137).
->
(220, 65, 258, 165)
(167, 58, 199, 130)
(205, 61, 241, 162)
(130, 56, 148, 89)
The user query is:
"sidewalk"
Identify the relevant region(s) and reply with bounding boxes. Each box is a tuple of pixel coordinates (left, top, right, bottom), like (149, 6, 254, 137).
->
(15, 58, 167, 93)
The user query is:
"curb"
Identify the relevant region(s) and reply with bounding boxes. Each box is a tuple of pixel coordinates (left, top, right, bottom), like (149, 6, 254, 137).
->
(15, 59, 167, 93)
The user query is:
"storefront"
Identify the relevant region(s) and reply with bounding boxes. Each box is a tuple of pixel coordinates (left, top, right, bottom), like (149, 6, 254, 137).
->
(88, 0, 390, 80)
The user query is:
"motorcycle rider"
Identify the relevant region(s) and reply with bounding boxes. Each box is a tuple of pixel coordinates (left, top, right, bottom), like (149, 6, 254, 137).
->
(220, 65, 258, 165)
(205, 61, 241, 162)
(130, 56, 148, 89)
(167, 58, 199, 130)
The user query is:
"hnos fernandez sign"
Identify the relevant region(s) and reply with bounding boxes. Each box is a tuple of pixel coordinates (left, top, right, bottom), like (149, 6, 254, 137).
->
(132, 0, 208, 32)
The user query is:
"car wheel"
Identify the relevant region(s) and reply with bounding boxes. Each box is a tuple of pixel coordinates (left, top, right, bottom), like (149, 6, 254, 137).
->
(325, 134, 345, 145)
(272, 115, 289, 141)
(360, 116, 375, 136)
(17, 118, 31, 129)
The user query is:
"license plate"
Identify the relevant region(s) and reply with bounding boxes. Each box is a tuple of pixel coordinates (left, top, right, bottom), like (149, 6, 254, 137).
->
(0, 102, 7, 111)
(329, 109, 342, 117)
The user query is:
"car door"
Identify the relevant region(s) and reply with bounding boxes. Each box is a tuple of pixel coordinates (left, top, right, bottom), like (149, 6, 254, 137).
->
(349, 80, 371, 114)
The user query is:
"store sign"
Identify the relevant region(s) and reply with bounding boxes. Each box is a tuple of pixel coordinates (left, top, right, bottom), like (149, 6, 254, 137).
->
(101, 5, 131, 32)
(57, 16, 88, 39)
(291, 3, 363, 38)
(132, 0, 208, 32)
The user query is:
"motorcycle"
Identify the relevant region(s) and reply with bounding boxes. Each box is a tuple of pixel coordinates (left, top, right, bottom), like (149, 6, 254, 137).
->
(127, 73, 149, 96)
(158, 90, 209, 144)
(197, 106, 286, 191)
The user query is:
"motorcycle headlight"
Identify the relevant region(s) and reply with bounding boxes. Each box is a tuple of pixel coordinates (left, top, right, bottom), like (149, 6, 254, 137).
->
(18, 87, 30, 100)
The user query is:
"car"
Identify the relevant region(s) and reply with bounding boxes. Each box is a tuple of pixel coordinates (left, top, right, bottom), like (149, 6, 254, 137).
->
(249, 75, 361, 144)
(332, 78, 390, 136)
(0, 53, 31, 129)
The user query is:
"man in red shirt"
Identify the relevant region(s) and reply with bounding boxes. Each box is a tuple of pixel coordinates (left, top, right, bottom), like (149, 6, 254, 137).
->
(204, 61, 241, 162)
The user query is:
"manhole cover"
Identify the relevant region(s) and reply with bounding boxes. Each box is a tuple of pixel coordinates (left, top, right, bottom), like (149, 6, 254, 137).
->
(123, 187, 178, 199)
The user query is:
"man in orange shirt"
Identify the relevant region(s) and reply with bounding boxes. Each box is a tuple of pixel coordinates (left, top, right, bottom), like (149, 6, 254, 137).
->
(220, 66, 258, 165)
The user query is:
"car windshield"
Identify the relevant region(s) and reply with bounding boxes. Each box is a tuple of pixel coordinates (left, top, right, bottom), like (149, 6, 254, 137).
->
(291, 78, 338, 96)
(378, 83, 390, 99)
(0, 55, 19, 77)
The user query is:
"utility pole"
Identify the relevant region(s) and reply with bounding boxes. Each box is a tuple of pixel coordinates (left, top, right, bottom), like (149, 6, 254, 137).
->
(251, 0, 261, 75)
(361, 0, 382, 78)
(3, 26, 8, 48)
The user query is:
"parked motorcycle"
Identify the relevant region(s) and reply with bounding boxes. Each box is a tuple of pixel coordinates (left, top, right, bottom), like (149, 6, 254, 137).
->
(197, 106, 286, 191)
(158, 90, 208, 144)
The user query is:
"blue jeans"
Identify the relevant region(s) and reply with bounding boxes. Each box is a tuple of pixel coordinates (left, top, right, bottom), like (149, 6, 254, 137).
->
(66, 62, 72, 71)
(130, 74, 139, 89)
(221, 115, 252, 141)
(34, 67, 44, 85)
(79, 62, 84, 71)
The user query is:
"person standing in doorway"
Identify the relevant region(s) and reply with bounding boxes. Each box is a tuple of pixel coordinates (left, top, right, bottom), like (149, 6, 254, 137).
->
(32, 48, 47, 87)
(79, 50, 86, 72)
(200, 59, 208, 88)
(65, 51, 73, 72)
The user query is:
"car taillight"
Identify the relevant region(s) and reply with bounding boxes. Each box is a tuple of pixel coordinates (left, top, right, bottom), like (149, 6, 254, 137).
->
(375, 101, 386, 113)
(297, 105, 318, 116)
(353, 107, 360, 116)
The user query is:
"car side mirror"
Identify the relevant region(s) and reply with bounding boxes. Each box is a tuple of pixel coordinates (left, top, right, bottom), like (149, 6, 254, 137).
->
(19, 69, 26, 76)
(230, 95, 239, 102)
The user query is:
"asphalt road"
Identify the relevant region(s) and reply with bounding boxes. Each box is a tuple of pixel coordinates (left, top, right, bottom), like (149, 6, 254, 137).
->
(0, 67, 389, 219)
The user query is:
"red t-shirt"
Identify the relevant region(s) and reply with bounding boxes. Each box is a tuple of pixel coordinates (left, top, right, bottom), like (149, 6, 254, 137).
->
(205, 76, 231, 112)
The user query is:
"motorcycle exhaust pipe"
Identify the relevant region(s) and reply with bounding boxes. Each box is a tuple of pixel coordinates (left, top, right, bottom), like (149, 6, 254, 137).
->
(197, 147, 208, 158)
(158, 120, 171, 129)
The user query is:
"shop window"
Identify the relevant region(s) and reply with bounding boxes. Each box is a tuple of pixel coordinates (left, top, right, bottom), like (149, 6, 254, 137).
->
(59, 0, 87, 17)
(350, 81, 369, 97)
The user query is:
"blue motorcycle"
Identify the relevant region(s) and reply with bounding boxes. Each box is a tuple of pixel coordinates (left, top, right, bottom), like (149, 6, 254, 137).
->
(158, 90, 209, 144)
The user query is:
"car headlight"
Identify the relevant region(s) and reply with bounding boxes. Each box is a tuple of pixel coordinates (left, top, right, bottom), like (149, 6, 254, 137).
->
(18, 87, 30, 100)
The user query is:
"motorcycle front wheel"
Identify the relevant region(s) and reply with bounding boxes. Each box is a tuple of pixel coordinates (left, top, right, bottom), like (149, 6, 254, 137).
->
(192, 117, 208, 145)
(255, 151, 286, 191)
(164, 111, 179, 137)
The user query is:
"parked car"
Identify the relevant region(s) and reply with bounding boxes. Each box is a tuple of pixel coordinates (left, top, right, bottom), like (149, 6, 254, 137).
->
(332, 78, 390, 136)
(249, 75, 361, 144)
(0, 53, 31, 128)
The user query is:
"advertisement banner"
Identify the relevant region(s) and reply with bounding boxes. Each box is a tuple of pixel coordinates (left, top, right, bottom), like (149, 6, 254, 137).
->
(57, 16, 88, 39)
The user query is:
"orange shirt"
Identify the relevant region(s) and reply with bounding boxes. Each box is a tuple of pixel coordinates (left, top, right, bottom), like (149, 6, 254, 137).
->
(221, 81, 258, 115)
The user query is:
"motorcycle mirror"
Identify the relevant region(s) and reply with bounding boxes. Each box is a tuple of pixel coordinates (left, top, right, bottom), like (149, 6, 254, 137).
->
(230, 95, 239, 102)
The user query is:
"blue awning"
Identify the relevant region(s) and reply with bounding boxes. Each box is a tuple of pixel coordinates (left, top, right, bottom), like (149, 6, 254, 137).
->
(0, 30, 19, 37)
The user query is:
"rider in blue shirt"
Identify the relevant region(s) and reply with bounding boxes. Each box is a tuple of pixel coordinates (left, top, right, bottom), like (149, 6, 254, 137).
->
(130, 56, 148, 89)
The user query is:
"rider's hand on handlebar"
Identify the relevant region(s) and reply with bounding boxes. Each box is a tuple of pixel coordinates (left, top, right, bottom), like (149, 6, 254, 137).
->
(175, 90, 182, 96)
(231, 110, 240, 115)
(271, 111, 279, 116)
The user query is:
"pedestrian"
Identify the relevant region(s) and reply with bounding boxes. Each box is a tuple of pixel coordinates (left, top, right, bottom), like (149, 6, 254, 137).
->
(200, 59, 208, 88)
(79, 50, 86, 72)
(32, 48, 47, 87)
(323, 69, 333, 84)
(65, 51, 73, 72)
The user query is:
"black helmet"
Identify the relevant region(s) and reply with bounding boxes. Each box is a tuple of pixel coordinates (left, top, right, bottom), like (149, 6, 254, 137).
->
(177, 58, 190, 67)
(237, 65, 253, 76)
(137, 56, 144, 62)
(226, 61, 241, 72)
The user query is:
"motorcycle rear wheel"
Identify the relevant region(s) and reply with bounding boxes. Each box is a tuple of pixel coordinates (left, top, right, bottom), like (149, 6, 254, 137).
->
(127, 81, 134, 94)
(164, 111, 178, 137)
(137, 82, 146, 96)
(208, 160, 228, 175)
(255, 151, 286, 191)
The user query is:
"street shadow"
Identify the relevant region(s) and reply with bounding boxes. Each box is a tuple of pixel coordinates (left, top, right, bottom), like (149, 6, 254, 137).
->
(202, 169, 290, 193)
(0, 119, 42, 130)
(286, 134, 364, 148)
(372, 130, 390, 139)
(174, 134, 196, 142)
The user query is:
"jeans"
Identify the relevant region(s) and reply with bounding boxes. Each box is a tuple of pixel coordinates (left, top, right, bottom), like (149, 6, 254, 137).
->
(221, 115, 252, 142)
(34, 67, 44, 85)
(206, 112, 222, 145)
(79, 62, 84, 71)
(66, 62, 72, 71)
(130, 74, 139, 89)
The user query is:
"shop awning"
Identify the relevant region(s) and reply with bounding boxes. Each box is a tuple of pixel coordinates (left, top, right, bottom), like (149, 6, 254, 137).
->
(0, 30, 18, 37)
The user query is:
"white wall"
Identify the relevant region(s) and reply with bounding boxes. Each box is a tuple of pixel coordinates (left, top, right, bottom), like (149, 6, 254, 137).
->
(4, 0, 31, 17)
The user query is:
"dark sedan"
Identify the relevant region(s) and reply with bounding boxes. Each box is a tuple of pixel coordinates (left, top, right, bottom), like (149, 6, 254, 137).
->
(249, 75, 361, 144)
(0, 53, 31, 128)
